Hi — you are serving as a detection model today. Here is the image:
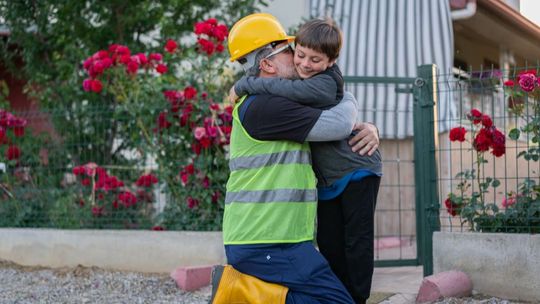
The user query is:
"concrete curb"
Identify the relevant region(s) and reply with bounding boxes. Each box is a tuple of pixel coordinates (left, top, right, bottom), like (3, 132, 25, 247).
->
(416, 270, 472, 303)
(0, 228, 225, 273)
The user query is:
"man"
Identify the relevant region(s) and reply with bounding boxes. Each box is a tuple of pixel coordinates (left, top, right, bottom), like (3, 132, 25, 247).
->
(210, 13, 379, 304)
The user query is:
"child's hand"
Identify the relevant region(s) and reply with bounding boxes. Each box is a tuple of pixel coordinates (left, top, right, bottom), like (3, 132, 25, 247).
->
(227, 86, 239, 103)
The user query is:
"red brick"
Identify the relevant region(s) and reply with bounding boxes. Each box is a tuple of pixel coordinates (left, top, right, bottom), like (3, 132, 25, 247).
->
(170, 265, 213, 291)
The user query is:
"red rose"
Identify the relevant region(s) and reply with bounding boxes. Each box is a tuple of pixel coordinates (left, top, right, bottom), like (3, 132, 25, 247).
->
(191, 142, 201, 155)
(149, 53, 163, 62)
(91, 206, 104, 217)
(194, 21, 212, 35)
(81, 178, 91, 186)
(197, 38, 215, 56)
(157, 112, 172, 129)
(469, 109, 482, 124)
(13, 126, 25, 137)
(202, 176, 210, 188)
(503, 80, 514, 87)
(164, 39, 178, 53)
(184, 86, 197, 99)
(6, 145, 21, 160)
(199, 137, 212, 148)
(156, 64, 168, 74)
(481, 115, 493, 128)
(491, 128, 505, 157)
(126, 60, 139, 74)
(118, 191, 137, 207)
(444, 198, 459, 217)
(136, 174, 159, 187)
(216, 43, 225, 53)
(449, 127, 466, 142)
(91, 79, 103, 93)
(135, 53, 148, 65)
(187, 196, 199, 209)
(72, 165, 85, 176)
(473, 128, 492, 152)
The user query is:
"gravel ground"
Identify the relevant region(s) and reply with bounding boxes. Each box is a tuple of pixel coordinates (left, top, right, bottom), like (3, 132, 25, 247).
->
(0, 261, 529, 304)
(0, 261, 210, 304)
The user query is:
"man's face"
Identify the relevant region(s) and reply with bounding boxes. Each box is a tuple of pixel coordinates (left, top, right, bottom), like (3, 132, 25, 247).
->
(263, 42, 299, 79)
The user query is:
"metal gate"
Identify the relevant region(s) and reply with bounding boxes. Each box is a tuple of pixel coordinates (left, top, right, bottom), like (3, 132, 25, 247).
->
(344, 64, 440, 276)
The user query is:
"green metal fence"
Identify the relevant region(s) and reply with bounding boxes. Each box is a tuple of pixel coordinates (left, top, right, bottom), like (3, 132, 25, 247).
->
(4, 63, 538, 276)
(343, 64, 440, 274)
(436, 65, 540, 237)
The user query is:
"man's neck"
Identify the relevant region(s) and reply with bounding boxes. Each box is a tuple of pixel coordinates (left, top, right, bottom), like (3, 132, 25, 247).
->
(258, 71, 276, 78)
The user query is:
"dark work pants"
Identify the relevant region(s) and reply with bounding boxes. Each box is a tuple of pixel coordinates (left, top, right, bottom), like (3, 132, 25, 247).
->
(317, 176, 381, 304)
(225, 241, 354, 303)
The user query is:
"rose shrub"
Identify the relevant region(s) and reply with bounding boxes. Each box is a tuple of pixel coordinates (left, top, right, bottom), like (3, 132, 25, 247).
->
(76, 18, 234, 230)
(446, 69, 540, 233)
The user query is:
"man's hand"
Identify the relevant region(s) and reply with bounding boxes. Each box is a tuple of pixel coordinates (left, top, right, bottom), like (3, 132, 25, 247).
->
(227, 86, 239, 103)
(348, 122, 379, 156)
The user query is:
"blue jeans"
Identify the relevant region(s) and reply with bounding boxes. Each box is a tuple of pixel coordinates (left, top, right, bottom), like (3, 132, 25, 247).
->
(225, 241, 354, 304)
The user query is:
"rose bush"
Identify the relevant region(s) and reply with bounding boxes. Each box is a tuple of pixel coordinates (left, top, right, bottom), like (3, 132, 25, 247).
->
(75, 18, 235, 230)
(446, 109, 506, 230)
(446, 69, 540, 233)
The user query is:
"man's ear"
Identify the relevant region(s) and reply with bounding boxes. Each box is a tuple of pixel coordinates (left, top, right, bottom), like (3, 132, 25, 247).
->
(259, 58, 276, 74)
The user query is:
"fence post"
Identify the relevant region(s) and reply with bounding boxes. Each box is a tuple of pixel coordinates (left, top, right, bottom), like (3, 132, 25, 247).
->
(413, 64, 441, 277)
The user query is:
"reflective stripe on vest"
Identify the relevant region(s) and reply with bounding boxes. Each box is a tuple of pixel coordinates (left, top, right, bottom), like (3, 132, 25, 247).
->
(225, 188, 317, 204)
(229, 150, 311, 171)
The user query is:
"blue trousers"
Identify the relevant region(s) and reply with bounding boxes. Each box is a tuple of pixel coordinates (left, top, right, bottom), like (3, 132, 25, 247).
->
(225, 241, 354, 304)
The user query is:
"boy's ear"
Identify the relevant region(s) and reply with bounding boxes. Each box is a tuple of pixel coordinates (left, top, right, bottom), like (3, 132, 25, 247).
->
(329, 59, 336, 67)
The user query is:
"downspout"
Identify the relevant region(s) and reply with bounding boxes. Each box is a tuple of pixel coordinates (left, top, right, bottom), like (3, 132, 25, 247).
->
(451, 0, 477, 20)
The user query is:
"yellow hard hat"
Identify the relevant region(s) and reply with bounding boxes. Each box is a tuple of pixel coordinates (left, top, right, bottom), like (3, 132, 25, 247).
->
(228, 13, 294, 62)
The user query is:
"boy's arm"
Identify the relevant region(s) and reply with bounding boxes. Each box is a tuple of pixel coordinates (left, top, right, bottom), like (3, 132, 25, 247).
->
(234, 74, 339, 108)
(305, 92, 358, 141)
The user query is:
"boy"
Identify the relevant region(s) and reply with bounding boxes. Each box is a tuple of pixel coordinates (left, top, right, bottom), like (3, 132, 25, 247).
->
(229, 18, 382, 304)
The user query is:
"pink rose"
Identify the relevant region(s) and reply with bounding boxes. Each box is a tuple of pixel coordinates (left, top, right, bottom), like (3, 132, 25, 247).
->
(194, 127, 206, 140)
(83, 79, 92, 92)
(518, 73, 537, 92)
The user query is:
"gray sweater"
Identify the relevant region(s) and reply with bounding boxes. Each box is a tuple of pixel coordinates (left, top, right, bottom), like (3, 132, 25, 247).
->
(234, 69, 382, 187)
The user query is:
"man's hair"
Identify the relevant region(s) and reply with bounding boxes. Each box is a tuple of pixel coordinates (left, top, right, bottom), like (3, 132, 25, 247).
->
(242, 40, 288, 76)
(245, 47, 273, 77)
(295, 18, 342, 61)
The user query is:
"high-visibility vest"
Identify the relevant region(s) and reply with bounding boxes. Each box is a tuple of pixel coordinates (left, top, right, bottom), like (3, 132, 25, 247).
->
(223, 95, 317, 245)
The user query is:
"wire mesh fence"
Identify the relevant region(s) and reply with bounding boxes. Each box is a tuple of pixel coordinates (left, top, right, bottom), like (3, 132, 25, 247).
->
(0, 101, 227, 231)
(436, 66, 540, 234)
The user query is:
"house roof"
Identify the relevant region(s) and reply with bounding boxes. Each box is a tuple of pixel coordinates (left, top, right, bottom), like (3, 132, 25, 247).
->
(453, 0, 540, 63)
(479, 0, 540, 41)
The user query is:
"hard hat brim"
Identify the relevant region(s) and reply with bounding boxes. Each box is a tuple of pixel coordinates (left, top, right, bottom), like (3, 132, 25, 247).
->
(229, 35, 295, 62)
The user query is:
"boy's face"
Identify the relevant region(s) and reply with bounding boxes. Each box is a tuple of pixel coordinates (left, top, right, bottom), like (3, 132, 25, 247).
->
(293, 44, 335, 79)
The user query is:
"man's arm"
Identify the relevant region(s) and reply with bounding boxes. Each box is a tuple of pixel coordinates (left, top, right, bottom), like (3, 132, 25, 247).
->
(305, 92, 358, 141)
(234, 74, 338, 108)
(241, 92, 354, 143)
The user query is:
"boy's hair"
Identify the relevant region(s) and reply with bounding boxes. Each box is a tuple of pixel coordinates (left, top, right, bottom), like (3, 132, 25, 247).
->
(295, 18, 342, 61)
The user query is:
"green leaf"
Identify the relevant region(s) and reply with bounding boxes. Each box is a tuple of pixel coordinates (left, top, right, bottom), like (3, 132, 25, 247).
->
(492, 179, 501, 188)
(508, 128, 520, 140)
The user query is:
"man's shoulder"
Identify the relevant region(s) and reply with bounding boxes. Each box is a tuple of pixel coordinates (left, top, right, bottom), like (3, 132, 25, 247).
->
(247, 94, 300, 110)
